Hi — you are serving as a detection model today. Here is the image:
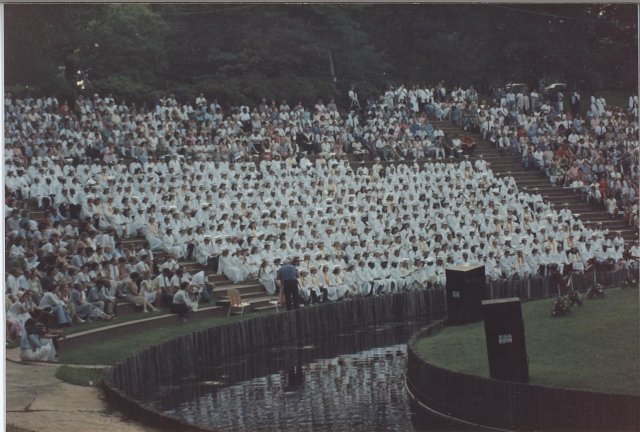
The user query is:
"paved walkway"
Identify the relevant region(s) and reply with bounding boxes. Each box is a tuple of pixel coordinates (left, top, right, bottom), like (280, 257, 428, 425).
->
(6, 360, 155, 432)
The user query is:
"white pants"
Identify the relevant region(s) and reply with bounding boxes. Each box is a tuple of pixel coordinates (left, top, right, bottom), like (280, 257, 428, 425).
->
(20, 345, 52, 362)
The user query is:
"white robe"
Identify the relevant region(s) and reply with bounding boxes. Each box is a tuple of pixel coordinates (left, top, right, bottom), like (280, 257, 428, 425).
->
(258, 265, 277, 295)
(328, 273, 349, 300)
(218, 254, 248, 283)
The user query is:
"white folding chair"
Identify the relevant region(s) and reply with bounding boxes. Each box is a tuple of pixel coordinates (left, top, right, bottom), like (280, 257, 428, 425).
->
(227, 288, 250, 316)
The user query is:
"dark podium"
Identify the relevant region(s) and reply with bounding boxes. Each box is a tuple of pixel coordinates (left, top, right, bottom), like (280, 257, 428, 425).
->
(445, 264, 486, 325)
(482, 298, 529, 383)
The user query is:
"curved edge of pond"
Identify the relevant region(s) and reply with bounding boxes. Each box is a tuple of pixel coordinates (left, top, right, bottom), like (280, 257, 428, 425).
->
(103, 288, 448, 431)
(405, 322, 640, 432)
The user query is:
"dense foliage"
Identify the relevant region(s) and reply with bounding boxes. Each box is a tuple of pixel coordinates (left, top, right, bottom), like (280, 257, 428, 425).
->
(5, 4, 637, 105)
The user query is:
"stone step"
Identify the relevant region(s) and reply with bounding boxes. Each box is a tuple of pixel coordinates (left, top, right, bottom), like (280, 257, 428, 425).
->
(436, 120, 639, 245)
(208, 274, 228, 283)
(217, 294, 277, 309)
(212, 283, 265, 298)
(215, 291, 269, 306)
(250, 304, 279, 313)
(120, 238, 148, 248)
(248, 296, 281, 310)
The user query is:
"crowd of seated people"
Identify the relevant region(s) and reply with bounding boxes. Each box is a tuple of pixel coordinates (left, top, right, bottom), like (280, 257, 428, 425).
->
(5, 87, 639, 360)
(441, 87, 639, 229)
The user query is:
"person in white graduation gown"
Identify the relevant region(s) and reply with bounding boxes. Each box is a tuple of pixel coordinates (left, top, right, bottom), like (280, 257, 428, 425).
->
(390, 259, 410, 292)
(218, 249, 249, 283)
(405, 259, 427, 290)
(320, 264, 339, 300)
(513, 248, 532, 279)
(328, 266, 350, 300)
(142, 216, 164, 250)
(354, 261, 374, 296)
(307, 266, 327, 303)
(195, 236, 215, 266)
(342, 264, 362, 297)
(369, 260, 393, 295)
(423, 257, 438, 287)
(258, 260, 278, 295)
(161, 228, 186, 258)
(297, 268, 312, 304)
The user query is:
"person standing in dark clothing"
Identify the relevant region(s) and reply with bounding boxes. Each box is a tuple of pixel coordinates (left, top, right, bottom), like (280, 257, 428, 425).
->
(277, 257, 300, 311)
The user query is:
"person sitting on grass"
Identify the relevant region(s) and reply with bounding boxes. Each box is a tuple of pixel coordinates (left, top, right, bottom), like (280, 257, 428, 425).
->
(171, 282, 199, 323)
(20, 318, 56, 363)
(34, 309, 66, 357)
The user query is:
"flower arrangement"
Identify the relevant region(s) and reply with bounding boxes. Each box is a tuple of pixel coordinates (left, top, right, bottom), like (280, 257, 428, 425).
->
(568, 290, 583, 307)
(587, 283, 606, 299)
(551, 295, 571, 317)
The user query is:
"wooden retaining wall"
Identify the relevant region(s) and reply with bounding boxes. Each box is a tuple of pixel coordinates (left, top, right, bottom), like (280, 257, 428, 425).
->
(406, 323, 640, 432)
(101, 268, 636, 431)
(103, 288, 448, 431)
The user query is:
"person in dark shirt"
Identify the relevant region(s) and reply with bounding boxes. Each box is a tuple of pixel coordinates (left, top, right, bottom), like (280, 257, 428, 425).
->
(40, 266, 57, 292)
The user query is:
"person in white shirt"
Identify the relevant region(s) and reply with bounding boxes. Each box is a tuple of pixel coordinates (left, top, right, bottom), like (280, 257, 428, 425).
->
(171, 282, 198, 323)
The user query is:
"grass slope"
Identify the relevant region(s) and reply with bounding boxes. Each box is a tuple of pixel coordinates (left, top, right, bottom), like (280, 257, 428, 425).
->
(59, 309, 276, 366)
(55, 365, 105, 387)
(414, 288, 640, 395)
(63, 307, 172, 336)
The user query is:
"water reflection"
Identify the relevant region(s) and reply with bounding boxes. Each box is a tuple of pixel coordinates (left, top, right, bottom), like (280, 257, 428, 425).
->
(143, 319, 481, 431)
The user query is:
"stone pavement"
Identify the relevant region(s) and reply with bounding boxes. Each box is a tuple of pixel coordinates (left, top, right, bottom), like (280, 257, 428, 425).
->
(6, 360, 155, 432)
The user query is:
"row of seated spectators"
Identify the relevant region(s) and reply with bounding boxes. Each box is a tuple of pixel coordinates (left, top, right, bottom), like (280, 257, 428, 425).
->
(443, 89, 639, 229)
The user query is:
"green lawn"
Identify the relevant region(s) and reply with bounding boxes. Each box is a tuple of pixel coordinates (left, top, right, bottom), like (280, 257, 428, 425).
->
(414, 288, 640, 395)
(55, 365, 105, 387)
(59, 309, 277, 366)
(63, 307, 172, 336)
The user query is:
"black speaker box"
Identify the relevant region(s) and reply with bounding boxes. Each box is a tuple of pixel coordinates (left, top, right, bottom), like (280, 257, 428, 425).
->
(482, 298, 529, 383)
(445, 264, 486, 325)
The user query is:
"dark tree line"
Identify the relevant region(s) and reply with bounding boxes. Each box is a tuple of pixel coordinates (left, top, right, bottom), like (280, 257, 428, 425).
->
(5, 4, 637, 106)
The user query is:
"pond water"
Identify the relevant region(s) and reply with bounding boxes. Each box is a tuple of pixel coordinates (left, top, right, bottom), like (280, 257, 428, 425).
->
(142, 319, 479, 431)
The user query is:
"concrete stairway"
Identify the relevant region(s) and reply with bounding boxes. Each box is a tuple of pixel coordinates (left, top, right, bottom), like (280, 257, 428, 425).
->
(431, 120, 637, 244)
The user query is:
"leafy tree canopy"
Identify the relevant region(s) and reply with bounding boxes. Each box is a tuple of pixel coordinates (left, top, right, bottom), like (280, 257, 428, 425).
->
(5, 4, 637, 105)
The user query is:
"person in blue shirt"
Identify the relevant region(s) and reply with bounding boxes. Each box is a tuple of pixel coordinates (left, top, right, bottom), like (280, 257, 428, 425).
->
(19, 318, 56, 362)
(451, 106, 462, 125)
(423, 121, 434, 141)
(277, 257, 300, 311)
(424, 101, 435, 119)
